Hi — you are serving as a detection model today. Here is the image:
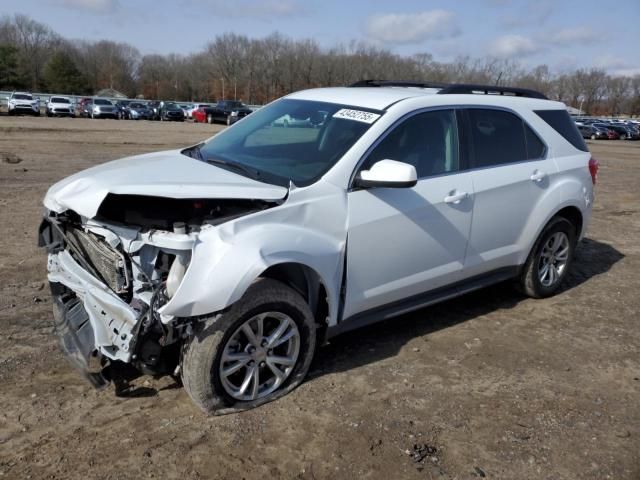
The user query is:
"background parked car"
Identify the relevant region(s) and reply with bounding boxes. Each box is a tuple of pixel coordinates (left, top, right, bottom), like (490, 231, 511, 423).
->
(159, 102, 185, 121)
(577, 125, 607, 140)
(200, 100, 252, 125)
(114, 100, 132, 119)
(8, 91, 40, 116)
(88, 98, 118, 119)
(186, 103, 209, 119)
(77, 97, 92, 117)
(126, 102, 153, 120)
(46, 96, 75, 117)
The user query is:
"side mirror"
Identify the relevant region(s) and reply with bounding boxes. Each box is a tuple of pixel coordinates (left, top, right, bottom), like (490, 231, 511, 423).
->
(355, 159, 417, 189)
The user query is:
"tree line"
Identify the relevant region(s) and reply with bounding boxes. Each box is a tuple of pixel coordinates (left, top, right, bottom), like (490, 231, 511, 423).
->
(1, 13, 639, 115)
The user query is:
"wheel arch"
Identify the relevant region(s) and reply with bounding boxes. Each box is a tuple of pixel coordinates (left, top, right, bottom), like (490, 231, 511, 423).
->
(260, 262, 331, 337)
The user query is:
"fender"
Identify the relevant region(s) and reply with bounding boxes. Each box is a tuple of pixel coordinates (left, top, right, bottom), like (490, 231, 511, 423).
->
(158, 184, 348, 325)
(516, 173, 592, 265)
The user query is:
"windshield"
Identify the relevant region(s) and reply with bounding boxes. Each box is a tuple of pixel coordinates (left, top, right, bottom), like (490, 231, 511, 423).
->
(130, 103, 145, 108)
(14, 94, 32, 100)
(51, 97, 70, 103)
(197, 99, 382, 187)
(94, 99, 112, 106)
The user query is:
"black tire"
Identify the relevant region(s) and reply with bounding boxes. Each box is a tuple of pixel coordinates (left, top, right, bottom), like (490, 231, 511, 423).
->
(519, 216, 577, 298)
(181, 278, 316, 415)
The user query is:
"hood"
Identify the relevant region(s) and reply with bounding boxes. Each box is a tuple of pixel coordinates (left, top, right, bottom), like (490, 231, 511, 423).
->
(44, 149, 288, 218)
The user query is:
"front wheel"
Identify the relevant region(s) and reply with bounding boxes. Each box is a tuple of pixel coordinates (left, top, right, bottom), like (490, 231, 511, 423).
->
(181, 278, 316, 414)
(519, 216, 577, 298)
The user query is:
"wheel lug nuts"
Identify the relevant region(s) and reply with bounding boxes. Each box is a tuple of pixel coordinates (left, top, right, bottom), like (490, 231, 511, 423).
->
(267, 349, 273, 355)
(261, 339, 268, 347)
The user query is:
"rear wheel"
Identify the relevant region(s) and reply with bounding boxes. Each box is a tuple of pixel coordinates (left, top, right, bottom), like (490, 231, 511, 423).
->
(181, 279, 316, 414)
(519, 216, 577, 298)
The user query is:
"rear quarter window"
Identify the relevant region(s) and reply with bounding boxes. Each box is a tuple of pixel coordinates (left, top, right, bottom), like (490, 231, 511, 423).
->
(534, 109, 588, 152)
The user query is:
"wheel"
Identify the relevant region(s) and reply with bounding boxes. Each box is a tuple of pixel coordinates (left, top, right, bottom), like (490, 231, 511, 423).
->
(226, 115, 232, 126)
(519, 216, 577, 298)
(46, 110, 52, 117)
(207, 114, 213, 124)
(7, 109, 13, 116)
(35, 111, 40, 117)
(591, 134, 596, 140)
(181, 278, 316, 414)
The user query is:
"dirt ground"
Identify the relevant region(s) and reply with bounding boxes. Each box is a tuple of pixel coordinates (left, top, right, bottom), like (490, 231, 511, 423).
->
(0, 116, 638, 480)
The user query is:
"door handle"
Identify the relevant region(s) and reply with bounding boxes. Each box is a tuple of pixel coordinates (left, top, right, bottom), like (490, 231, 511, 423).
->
(444, 191, 469, 204)
(530, 170, 547, 182)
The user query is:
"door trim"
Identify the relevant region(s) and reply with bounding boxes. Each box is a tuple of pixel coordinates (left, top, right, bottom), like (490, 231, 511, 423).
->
(328, 265, 520, 338)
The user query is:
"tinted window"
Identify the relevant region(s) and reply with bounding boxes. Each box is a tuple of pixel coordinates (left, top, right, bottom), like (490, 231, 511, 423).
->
(534, 109, 588, 152)
(467, 109, 527, 167)
(14, 94, 32, 100)
(94, 99, 112, 105)
(524, 123, 545, 159)
(51, 97, 69, 103)
(363, 109, 459, 178)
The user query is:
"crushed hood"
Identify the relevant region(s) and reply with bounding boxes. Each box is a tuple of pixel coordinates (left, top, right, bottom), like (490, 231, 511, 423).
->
(44, 149, 288, 218)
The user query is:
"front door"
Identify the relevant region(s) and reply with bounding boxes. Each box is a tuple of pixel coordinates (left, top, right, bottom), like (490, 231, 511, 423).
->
(343, 109, 474, 319)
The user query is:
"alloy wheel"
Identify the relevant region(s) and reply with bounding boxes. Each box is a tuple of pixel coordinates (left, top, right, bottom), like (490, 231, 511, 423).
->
(219, 312, 300, 401)
(538, 232, 570, 287)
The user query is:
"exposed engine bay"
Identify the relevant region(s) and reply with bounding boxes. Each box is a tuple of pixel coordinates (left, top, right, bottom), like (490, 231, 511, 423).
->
(39, 196, 277, 385)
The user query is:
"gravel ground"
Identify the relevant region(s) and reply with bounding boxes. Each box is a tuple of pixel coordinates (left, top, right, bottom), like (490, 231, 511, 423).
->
(0, 116, 638, 480)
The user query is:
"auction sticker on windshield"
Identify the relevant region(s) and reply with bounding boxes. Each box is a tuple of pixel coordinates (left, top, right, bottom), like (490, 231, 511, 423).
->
(333, 109, 381, 124)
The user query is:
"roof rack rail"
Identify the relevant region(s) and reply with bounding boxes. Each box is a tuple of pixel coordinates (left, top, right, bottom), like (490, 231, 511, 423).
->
(349, 79, 449, 89)
(437, 83, 548, 100)
(349, 79, 548, 100)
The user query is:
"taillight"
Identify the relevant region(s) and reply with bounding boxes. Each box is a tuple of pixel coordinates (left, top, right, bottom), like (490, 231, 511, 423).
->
(588, 157, 599, 185)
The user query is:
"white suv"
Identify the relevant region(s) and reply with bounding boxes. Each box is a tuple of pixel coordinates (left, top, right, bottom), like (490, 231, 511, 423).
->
(8, 91, 40, 116)
(39, 81, 597, 413)
(46, 96, 75, 117)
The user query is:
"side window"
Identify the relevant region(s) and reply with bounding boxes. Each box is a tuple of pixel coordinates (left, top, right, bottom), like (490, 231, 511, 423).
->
(467, 109, 529, 168)
(534, 109, 588, 152)
(363, 109, 459, 178)
(524, 123, 546, 159)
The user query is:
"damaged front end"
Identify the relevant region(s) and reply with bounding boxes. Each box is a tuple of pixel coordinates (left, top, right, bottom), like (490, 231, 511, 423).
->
(39, 195, 276, 387)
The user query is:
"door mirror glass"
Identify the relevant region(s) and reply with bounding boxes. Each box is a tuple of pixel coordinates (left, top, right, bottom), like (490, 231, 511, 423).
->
(355, 159, 417, 189)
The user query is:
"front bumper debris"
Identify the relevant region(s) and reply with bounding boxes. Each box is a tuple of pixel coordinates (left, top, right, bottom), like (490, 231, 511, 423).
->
(50, 282, 109, 388)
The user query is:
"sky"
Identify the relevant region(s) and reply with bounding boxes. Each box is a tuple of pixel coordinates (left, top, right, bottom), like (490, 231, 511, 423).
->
(3, 0, 640, 76)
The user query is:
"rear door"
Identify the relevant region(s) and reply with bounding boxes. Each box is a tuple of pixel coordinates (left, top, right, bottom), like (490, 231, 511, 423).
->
(461, 107, 556, 277)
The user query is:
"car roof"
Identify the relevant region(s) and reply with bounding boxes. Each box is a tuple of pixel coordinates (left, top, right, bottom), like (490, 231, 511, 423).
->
(286, 86, 563, 111)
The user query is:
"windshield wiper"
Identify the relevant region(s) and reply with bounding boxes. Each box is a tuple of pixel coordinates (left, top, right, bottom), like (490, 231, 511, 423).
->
(206, 157, 261, 180)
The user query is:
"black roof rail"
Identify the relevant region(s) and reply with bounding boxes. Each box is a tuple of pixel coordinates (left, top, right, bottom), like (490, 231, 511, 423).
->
(349, 79, 450, 89)
(348, 79, 548, 100)
(437, 83, 548, 100)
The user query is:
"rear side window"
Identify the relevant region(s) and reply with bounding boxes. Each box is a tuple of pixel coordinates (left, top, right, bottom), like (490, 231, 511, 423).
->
(534, 109, 588, 152)
(467, 109, 527, 168)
